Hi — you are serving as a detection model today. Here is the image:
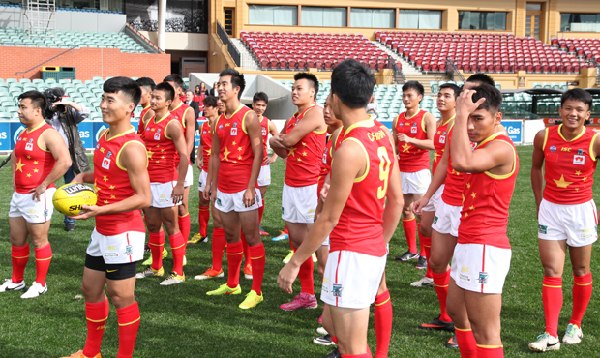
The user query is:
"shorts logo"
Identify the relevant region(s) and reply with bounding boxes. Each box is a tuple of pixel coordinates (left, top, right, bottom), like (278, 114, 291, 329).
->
(573, 155, 585, 165)
(281, 206, 285, 214)
(478, 272, 489, 285)
(332, 283, 343, 297)
(216, 198, 222, 206)
(459, 265, 470, 282)
(538, 224, 548, 234)
(125, 245, 133, 256)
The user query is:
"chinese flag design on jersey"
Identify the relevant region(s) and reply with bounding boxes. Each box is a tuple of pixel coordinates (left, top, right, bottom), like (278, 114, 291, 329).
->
(94, 128, 146, 236)
(394, 109, 430, 172)
(142, 112, 179, 183)
(543, 125, 598, 204)
(13, 122, 56, 194)
(170, 102, 193, 165)
(440, 127, 466, 207)
(433, 117, 454, 173)
(137, 104, 152, 136)
(200, 120, 212, 172)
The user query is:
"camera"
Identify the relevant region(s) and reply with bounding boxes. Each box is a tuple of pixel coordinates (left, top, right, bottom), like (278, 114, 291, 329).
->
(44, 87, 66, 118)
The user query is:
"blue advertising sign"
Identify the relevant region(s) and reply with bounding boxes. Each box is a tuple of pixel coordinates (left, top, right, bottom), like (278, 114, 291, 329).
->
(130, 119, 139, 133)
(93, 121, 109, 147)
(500, 120, 524, 144)
(78, 121, 94, 149)
(10, 122, 26, 149)
(0, 121, 11, 151)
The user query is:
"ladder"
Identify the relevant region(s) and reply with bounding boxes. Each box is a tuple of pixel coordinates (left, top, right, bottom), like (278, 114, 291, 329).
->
(21, 0, 56, 34)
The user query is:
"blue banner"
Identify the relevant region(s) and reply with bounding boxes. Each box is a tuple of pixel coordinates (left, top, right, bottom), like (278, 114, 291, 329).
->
(10, 122, 26, 149)
(78, 121, 95, 149)
(500, 120, 524, 144)
(0, 121, 11, 151)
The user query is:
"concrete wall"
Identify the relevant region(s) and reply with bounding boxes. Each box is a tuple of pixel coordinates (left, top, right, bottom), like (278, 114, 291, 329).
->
(138, 31, 209, 51)
(0, 6, 126, 32)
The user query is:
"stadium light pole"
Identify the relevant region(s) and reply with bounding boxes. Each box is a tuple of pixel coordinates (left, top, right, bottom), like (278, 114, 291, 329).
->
(158, 0, 166, 50)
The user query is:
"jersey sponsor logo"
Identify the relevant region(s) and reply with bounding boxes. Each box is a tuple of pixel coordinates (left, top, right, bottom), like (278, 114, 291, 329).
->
(154, 129, 162, 141)
(573, 155, 585, 165)
(332, 283, 343, 297)
(439, 135, 446, 144)
(24, 138, 34, 151)
(549, 145, 557, 152)
(102, 150, 113, 169)
(410, 127, 417, 134)
(231, 122, 238, 136)
(261, 127, 267, 136)
(478, 272, 489, 285)
(561, 147, 571, 152)
(538, 224, 548, 234)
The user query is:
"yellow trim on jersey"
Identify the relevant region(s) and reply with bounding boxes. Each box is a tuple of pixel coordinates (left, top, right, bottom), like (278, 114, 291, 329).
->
(392, 114, 399, 131)
(344, 118, 375, 135)
(344, 137, 370, 183)
(542, 128, 550, 151)
(37, 128, 51, 153)
(484, 140, 517, 179)
(164, 119, 181, 140)
(241, 110, 250, 134)
(403, 108, 422, 120)
(589, 133, 598, 162)
(478, 132, 503, 147)
(297, 103, 316, 119)
(421, 111, 430, 132)
(27, 121, 47, 134)
(557, 124, 586, 142)
(439, 114, 456, 128)
(170, 102, 183, 113)
(116, 140, 148, 171)
(314, 127, 327, 135)
(225, 105, 245, 120)
(153, 111, 172, 125)
(180, 107, 192, 128)
(105, 127, 135, 142)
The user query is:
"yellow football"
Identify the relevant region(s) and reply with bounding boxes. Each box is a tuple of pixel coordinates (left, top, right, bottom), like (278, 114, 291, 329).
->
(52, 183, 97, 217)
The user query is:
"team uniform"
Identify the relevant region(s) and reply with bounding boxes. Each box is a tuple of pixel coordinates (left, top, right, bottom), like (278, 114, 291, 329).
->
(282, 104, 327, 224)
(197, 120, 212, 192)
(422, 117, 453, 212)
(321, 120, 394, 308)
(450, 133, 519, 294)
(10, 122, 57, 223)
(170, 102, 194, 187)
(137, 104, 152, 136)
(257, 115, 271, 187)
(393, 109, 432, 194)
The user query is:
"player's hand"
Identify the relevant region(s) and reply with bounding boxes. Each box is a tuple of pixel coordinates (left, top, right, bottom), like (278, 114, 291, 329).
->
(71, 204, 101, 220)
(319, 183, 330, 202)
(30, 184, 47, 201)
(397, 133, 411, 143)
(242, 188, 256, 208)
(202, 184, 212, 201)
(172, 184, 184, 204)
(196, 160, 202, 169)
(278, 261, 300, 294)
(268, 154, 277, 164)
(456, 89, 486, 118)
(413, 196, 430, 215)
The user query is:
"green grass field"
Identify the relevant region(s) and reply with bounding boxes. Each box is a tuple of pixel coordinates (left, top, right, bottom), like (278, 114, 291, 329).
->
(0, 146, 599, 357)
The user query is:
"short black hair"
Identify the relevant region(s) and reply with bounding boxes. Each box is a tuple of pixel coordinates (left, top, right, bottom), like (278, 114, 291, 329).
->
(253, 92, 269, 104)
(402, 80, 424, 97)
(438, 83, 461, 98)
(331, 59, 375, 109)
(163, 74, 184, 89)
(470, 83, 503, 113)
(466, 73, 496, 87)
(18, 90, 46, 110)
(219, 68, 246, 99)
(294, 72, 319, 97)
(203, 96, 218, 107)
(103, 76, 141, 105)
(135, 77, 156, 91)
(560, 88, 592, 110)
(155, 82, 176, 102)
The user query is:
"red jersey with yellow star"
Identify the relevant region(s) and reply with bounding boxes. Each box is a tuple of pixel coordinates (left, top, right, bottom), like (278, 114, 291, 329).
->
(543, 125, 598, 204)
(137, 104, 152, 136)
(94, 128, 146, 235)
(317, 128, 346, 196)
(200, 120, 212, 172)
(260, 115, 270, 165)
(170, 102, 193, 165)
(215, 105, 255, 193)
(284, 105, 327, 187)
(433, 117, 454, 173)
(142, 112, 180, 183)
(440, 127, 466, 206)
(14, 123, 56, 194)
(458, 133, 519, 249)
(394, 109, 430, 172)
(330, 119, 394, 257)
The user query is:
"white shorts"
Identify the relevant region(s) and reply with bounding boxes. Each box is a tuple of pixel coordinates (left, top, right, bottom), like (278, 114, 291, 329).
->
(9, 188, 56, 224)
(450, 243, 512, 294)
(401, 169, 431, 195)
(197, 170, 208, 192)
(282, 184, 317, 224)
(150, 181, 182, 208)
(183, 164, 194, 187)
(321, 250, 386, 309)
(86, 228, 145, 264)
(538, 199, 598, 247)
(257, 164, 271, 187)
(422, 184, 444, 212)
(215, 189, 262, 213)
(432, 199, 462, 237)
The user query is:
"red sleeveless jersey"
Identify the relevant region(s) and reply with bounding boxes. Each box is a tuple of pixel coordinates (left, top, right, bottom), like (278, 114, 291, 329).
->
(170, 102, 193, 165)
(215, 105, 255, 193)
(330, 120, 395, 257)
(142, 112, 179, 183)
(458, 134, 519, 249)
(14, 123, 57, 194)
(317, 128, 346, 195)
(260, 115, 269, 164)
(440, 128, 466, 206)
(433, 117, 454, 173)
(542, 125, 598, 204)
(137, 104, 152, 136)
(94, 128, 146, 236)
(284, 105, 327, 187)
(200, 120, 212, 172)
(394, 109, 430, 172)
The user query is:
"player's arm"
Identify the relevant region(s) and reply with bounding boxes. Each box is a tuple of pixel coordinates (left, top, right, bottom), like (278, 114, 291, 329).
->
(244, 110, 264, 206)
(33, 129, 72, 200)
(391, 115, 399, 150)
(279, 107, 325, 148)
(73, 142, 151, 219)
(414, 146, 449, 215)
(383, 155, 403, 243)
(183, 107, 196, 157)
(269, 118, 290, 158)
(403, 112, 436, 150)
(530, 130, 546, 212)
(278, 140, 364, 294)
(196, 137, 203, 169)
(167, 120, 189, 202)
(267, 119, 280, 163)
(205, 119, 220, 201)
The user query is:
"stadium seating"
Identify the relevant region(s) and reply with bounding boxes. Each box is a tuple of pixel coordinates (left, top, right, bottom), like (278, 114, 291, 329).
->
(376, 31, 592, 74)
(240, 31, 392, 71)
(551, 38, 600, 65)
(0, 27, 150, 53)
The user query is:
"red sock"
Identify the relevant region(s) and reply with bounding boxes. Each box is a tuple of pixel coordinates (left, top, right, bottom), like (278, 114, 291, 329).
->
(421, 234, 433, 278)
(342, 351, 372, 358)
(83, 298, 109, 357)
(299, 257, 315, 295)
(570, 273, 592, 327)
(226, 241, 244, 288)
(198, 206, 210, 237)
(258, 198, 265, 226)
(169, 232, 186, 276)
(34, 243, 52, 286)
(178, 214, 191, 241)
(476, 344, 504, 358)
(374, 290, 392, 358)
(149, 231, 165, 271)
(331, 336, 338, 344)
(542, 276, 563, 337)
(455, 327, 477, 357)
(212, 227, 226, 271)
(249, 243, 266, 295)
(116, 301, 140, 358)
(418, 224, 427, 256)
(403, 218, 417, 253)
(433, 270, 452, 322)
(241, 232, 250, 265)
(11, 244, 30, 283)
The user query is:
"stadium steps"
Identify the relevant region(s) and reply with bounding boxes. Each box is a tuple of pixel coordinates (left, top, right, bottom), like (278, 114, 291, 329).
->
(230, 38, 260, 70)
(372, 41, 421, 77)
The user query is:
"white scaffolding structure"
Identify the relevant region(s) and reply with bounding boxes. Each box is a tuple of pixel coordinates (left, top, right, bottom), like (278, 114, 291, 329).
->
(21, 0, 56, 33)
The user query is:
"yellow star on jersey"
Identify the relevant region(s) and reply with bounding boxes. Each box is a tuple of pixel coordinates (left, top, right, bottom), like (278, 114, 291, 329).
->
(402, 143, 411, 153)
(238, 146, 243, 152)
(583, 176, 588, 182)
(26, 155, 31, 159)
(15, 158, 24, 172)
(100, 147, 105, 153)
(237, 155, 242, 160)
(232, 141, 237, 146)
(297, 158, 302, 162)
(103, 176, 109, 182)
(33, 168, 39, 173)
(104, 200, 109, 204)
(224, 146, 231, 160)
(465, 183, 471, 189)
(470, 192, 476, 199)
(109, 185, 115, 190)
(33, 161, 38, 165)
(207, 148, 212, 156)
(464, 212, 469, 218)
(554, 174, 572, 188)
(469, 205, 474, 210)
(26, 173, 32, 178)
(288, 147, 297, 157)
(147, 151, 154, 159)
(575, 170, 582, 176)
(110, 194, 116, 199)
(301, 142, 308, 147)
(302, 151, 308, 157)
(161, 155, 166, 159)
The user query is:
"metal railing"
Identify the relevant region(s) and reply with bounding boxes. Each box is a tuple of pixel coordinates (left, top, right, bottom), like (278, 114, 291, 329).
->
(446, 57, 465, 82)
(124, 23, 163, 54)
(217, 22, 240, 67)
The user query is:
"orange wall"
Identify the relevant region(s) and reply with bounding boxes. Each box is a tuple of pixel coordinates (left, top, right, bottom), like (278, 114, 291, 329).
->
(0, 46, 171, 81)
